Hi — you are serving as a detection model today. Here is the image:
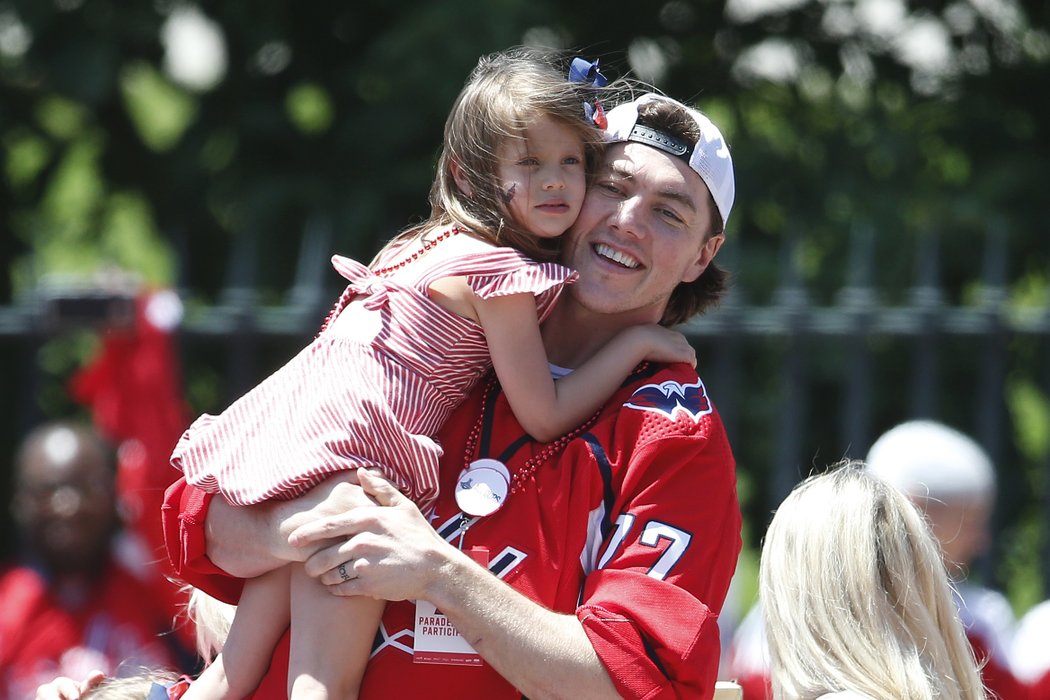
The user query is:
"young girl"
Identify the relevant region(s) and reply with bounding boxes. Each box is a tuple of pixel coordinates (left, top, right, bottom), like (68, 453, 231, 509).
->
(171, 48, 695, 700)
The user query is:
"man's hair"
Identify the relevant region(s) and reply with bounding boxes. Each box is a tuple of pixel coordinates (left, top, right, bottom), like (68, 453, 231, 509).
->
(385, 46, 608, 264)
(633, 99, 730, 326)
(760, 463, 986, 700)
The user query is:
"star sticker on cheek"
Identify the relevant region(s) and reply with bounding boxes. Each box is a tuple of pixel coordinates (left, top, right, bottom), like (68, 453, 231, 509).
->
(500, 183, 517, 205)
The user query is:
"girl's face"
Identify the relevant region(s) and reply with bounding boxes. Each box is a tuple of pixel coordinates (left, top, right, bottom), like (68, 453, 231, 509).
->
(495, 114, 588, 240)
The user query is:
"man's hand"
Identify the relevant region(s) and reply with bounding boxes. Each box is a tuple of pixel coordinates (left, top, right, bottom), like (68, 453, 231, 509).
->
(290, 469, 619, 698)
(289, 469, 462, 602)
(274, 469, 378, 548)
(35, 671, 105, 700)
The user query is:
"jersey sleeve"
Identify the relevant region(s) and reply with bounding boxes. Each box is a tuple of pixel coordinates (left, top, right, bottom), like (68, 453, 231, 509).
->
(576, 396, 742, 699)
(161, 476, 246, 605)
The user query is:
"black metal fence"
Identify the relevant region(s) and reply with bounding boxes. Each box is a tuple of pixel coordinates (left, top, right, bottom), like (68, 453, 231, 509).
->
(2, 220, 1047, 596)
(685, 222, 1049, 597)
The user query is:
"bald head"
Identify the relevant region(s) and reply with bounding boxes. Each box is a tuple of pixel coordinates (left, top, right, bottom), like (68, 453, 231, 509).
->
(12, 422, 118, 575)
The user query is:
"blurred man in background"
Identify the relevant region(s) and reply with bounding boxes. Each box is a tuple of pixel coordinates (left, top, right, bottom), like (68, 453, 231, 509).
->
(0, 421, 191, 699)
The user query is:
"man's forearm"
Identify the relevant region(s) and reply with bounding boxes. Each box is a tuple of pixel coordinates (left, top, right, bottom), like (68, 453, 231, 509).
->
(427, 549, 619, 699)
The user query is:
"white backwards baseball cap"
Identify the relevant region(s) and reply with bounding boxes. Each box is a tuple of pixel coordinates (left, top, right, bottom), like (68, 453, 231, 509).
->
(603, 93, 736, 229)
(865, 420, 996, 500)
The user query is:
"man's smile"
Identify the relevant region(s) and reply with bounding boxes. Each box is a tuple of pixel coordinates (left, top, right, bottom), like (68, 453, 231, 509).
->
(593, 243, 641, 269)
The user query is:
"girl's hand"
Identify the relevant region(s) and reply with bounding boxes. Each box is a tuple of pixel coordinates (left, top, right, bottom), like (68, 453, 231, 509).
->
(624, 324, 697, 367)
(35, 671, 105, 700)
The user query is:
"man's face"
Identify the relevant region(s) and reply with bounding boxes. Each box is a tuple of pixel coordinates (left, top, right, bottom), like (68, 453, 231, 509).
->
(495, 114, 588, 240)
(921, 495, 992, 574)
(12, 427, 117, 574)
(561, 142, 724, 324)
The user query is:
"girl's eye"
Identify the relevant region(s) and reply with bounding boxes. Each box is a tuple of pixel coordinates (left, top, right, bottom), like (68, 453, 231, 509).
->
(517, 157, 539, 166)
(563, 156, 581, 165)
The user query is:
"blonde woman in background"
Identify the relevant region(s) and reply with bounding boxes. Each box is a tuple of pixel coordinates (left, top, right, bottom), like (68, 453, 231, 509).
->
(760, 462, 986, 700)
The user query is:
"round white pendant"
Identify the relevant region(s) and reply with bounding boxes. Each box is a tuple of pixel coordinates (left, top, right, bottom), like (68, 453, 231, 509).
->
(455, 458, 511, 517)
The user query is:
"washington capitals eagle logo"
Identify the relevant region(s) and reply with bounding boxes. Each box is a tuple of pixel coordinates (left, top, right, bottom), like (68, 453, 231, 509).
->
(625, 379, 712, 422)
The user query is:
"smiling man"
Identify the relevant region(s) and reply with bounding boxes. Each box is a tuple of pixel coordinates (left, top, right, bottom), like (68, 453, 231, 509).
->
(157, 92, 741, 700)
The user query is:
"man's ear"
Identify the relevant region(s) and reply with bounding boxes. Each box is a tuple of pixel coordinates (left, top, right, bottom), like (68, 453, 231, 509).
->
(450, 159, 473, 197)
(680, 233, 725, 284)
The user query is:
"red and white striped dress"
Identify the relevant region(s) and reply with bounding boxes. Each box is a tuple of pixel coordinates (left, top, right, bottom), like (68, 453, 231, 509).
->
(170, 231, 576, 514)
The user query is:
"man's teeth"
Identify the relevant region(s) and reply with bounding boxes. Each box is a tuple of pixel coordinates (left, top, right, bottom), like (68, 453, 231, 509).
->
(595, 244, 640, 269)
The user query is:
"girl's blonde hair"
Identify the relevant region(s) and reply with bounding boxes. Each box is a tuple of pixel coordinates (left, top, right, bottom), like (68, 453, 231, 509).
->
(760, 462, 986, 700)
(383, 46, 618, 263)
